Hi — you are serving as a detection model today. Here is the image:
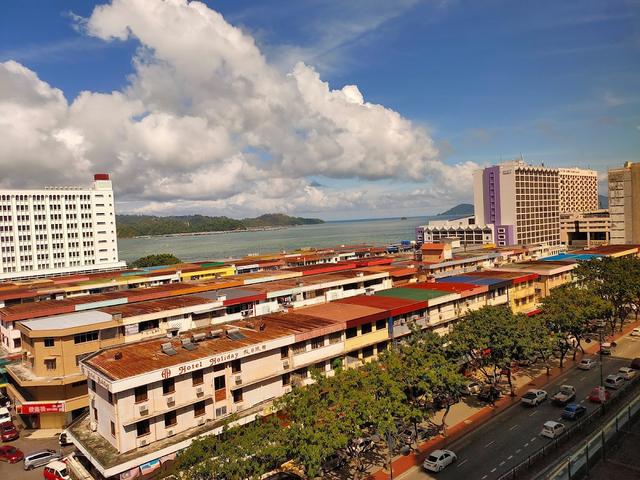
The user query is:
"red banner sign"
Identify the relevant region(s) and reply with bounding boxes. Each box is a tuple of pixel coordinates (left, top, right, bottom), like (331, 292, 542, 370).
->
(17, 402, 65, 414)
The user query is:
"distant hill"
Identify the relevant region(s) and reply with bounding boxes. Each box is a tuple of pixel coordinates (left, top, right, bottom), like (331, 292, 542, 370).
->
(437, 203, 474, 217)
(598, 194, 608, 209)
(116, 213, 324, 238)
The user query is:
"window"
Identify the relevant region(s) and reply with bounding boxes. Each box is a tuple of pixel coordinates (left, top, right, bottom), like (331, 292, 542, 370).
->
(311, 336, 324, 349)
(108, 392, 113, 405)
(328, 332, 342, 344)
(44, 338, 55, 347)
(292, 341, 306, 354)
(233, 389, 243, 403)
(134, 386, 148, 403)
(282, 373, 291, 386)
(362, 346, 374, 358)
(164, 411, 177, 427)
(192, 370, 204, 386)
(231, 359, 241, 373)
(194, 400, 206, 417)
(90, 380, 96, 392)
(215, 406, 227, 417)
(110, 421, 116, 436)
(346, 327, 357, 339)
(162, 378, 175, 395)
(44, 359, 56, 371)
(74, 330, 99, 344)
(280, 345, 289, 359)
(136, 419, 150, 437)
(360, 323, 372, 334)
(376, 319, 387, 331)
(214, 376, 226, 391)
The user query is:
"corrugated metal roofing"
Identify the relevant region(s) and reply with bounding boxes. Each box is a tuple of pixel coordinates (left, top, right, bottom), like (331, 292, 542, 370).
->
(20, 310, 113, 331)
(336, 295, 426, 317)
(436, 276, 509, 287)
(376, 288, 450, 302)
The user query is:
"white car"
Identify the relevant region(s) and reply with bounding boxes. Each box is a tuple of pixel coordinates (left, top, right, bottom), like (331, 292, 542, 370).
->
(521, 389, 547, 406)
(631, 328, 640, 337)
(618, 367, 636, 380)
(0, 407, 10, 424)
(423, 449, 457, 472)
(541, 421, 565, 439)
(604, 374, 625, 389)
(578, 358, 597, 370)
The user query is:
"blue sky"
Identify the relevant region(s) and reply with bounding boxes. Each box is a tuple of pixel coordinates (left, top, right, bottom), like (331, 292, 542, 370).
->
(1, 0, 639, 219)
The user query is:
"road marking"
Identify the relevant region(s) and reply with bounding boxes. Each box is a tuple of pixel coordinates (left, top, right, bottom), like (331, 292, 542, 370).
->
(580, 399, 585, 403)
(485, 440, 495, 448)
(510, 424, 519, 431)
(524, 443, 529, 447)
(579, 376, 587, 381)
(481, 476, 488, 480)
(531, 437, 537, 442)
(457, 459, 468, 468)
(508, 455, 513, 460)
(516, 449, 522, 453)
(529, 410, 538, 416)
(491, 468, 497, 473)
(499, 461, 506, 466)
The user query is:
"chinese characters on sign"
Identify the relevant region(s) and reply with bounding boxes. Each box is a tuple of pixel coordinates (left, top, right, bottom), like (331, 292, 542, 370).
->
(17, 402, 65, 414)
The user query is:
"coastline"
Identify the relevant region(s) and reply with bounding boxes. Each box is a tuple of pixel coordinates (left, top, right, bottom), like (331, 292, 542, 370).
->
(124, 225, 293, 239)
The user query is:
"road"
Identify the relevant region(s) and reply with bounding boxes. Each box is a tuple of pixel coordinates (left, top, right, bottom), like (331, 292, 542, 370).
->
(400, 332, 640, 480)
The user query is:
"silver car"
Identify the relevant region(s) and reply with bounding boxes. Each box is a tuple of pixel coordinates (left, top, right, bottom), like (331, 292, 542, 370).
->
(23, 449, 61, 470)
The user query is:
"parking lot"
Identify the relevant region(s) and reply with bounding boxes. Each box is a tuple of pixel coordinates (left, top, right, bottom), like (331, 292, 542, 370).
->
(0, 429, 75, 480)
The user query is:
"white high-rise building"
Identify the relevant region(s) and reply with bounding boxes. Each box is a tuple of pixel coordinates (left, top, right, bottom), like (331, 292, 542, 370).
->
(0, 174, 126, 281)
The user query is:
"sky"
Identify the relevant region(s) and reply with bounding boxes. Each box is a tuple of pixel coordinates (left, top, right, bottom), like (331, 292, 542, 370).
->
(0, 0, 638, 220)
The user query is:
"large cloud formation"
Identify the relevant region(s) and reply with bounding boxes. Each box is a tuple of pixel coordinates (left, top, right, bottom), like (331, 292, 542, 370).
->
(0, 0, 477, 216)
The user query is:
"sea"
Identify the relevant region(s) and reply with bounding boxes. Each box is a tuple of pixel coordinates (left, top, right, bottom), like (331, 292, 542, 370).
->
(117, 216, 438, 263)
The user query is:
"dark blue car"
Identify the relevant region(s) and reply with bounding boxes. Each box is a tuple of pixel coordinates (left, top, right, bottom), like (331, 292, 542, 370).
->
(561, 403, 586, 420)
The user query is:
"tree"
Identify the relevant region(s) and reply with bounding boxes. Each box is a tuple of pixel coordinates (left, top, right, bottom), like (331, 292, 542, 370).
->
(129, 253, 181, 268)
(447, 305, 534, 397)
(539, 285, 612, 367)
(523, 315, 556, 376)
(575, 257, 638, 333)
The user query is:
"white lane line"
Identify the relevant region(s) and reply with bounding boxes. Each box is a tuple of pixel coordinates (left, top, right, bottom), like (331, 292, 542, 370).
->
(531, 437, 537, 442)
(524, 443, 529, 447)
(491, 468, 497, 473)
(510, 424, 519, 431)
(580, 399, 585, 403)
(481, 476, 488, 480)
(485, 440, 495, 448)
(508, 455, 513, 460)
(579, 376, 587, 381)
(499, 461, 506, 466)
(457, 459, 469, 468)
(529, 410, 538, 417)
(516, 449, 522, 453)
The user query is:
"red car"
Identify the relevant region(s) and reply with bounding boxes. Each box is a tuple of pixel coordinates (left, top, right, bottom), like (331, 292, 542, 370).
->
(0, 422, 18, 442)
(0, 445, 24, 463)
(588, 386, 610, 403)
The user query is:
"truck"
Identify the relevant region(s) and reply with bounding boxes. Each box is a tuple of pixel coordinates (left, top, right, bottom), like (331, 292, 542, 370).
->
(551, 385, 576, 406)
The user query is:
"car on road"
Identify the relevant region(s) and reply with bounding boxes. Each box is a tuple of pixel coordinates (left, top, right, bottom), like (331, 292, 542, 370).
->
(478, 384, 501, 402)
(0, 445, 24, 463)
(423, 449, 457, 472)
(605, 374, 625, 389)
(461, 381, 482, 395)
(43, 460, 70, 480)
(521, 389, 547, 406)
(551, 385, 576, 406)
(630, 328, 640, 337)
(618, 367, 636, 380)
(578, 358, 597, 370)
(58, 432, 73, 447)
(0, 407, 11, 424)
(600, 342, 614, 355)
(23, 449, 62, 470)
(630, 358, 640, 370)
(588, 386, 610, 403)
(0, 421, 19, 442)
(541, 421, 565, 439)
(561, 403, 587, 420)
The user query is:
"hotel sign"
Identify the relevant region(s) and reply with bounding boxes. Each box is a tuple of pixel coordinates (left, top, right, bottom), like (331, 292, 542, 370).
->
(17, 402, 65, 414)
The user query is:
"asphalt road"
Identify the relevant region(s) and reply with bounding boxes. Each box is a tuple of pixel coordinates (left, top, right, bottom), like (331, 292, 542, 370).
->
(401, 332, 640, 480)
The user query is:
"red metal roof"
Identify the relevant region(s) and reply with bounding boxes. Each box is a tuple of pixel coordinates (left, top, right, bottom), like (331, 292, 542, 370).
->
(336, 295, 426, 317)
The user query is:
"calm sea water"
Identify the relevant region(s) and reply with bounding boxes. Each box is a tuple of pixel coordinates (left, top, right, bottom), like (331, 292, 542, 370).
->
(117, 216, 435, 263)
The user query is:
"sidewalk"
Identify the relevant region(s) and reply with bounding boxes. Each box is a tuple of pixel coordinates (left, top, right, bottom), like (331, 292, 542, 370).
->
(366, 319, 640, 480)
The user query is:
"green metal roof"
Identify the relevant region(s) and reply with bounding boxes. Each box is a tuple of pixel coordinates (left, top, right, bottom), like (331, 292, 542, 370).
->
(376, 288, 450, 302)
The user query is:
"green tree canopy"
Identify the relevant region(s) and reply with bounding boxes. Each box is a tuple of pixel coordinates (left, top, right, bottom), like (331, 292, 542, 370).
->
(129, 253, 181, 268)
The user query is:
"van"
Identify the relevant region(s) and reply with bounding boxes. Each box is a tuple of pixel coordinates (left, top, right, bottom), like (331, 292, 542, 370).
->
(23, 449, 61, 470)
(44, 460, 70, 480)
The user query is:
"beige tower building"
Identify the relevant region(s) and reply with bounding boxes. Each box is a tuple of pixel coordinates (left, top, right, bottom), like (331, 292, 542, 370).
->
(558, 168, 599, 213)
(608, 162, 640, 244)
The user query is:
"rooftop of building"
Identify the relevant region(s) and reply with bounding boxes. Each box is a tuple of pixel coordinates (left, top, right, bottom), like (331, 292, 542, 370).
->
(19, 310, 113, 332)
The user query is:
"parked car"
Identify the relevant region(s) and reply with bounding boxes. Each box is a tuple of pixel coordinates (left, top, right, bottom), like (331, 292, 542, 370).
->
(521, 389, 547, 406)
(551, 385, 576, 406)
(0, 422, 19, 442)
(57, 432, 73, 447)
(0, 445, 24, 463)
(0, 407, 11, 424)
(0, 394, 11, 408)
(630, 328, 640, 337)
(588, 386, 610, 403)
(578, 358, 597, 370)
(351, 437, 375, 454)
(605, 374, 625, 389)
(630, 358, 640, 370)
(478, 385, 501, 402)
(320, 452, 345, 473)
(618, 367, 636, 380)
(23, 449, 61, 470)
(561, 403, 587, 420)
(262, 473, 303, 480)
(43, 460, 70, 480)
(600, 342, 614, 355)
(541, 421, 565, 439)
(423, 449, 457, 472)
(461, 381, 482, 395)
(398, 426, 430, 445)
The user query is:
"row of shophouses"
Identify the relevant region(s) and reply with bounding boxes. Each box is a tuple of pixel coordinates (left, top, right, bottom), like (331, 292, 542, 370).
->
(1, 243, 638, 479)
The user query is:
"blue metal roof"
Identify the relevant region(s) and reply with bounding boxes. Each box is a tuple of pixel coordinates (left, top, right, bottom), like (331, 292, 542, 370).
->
(436, 275, 506, 286)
